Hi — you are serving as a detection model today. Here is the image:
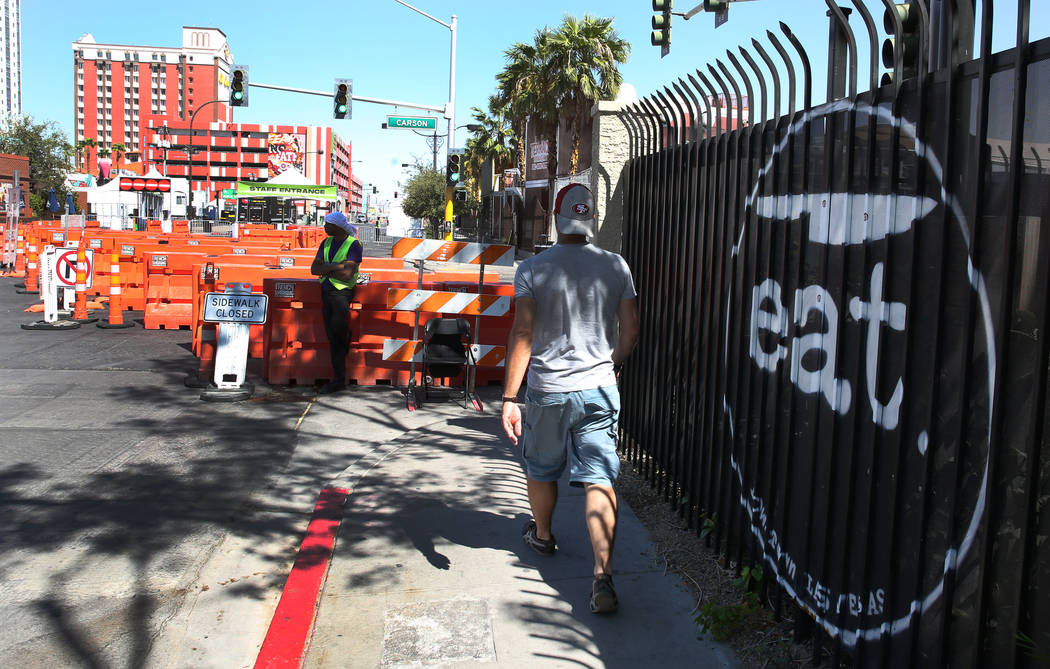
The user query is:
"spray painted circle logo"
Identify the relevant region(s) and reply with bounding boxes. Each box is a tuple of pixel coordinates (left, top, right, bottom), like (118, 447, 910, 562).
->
(722, 101, 994, 646)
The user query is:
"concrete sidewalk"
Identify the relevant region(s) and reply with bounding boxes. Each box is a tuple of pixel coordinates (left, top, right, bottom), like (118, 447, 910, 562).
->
(297, 388, 738, 668)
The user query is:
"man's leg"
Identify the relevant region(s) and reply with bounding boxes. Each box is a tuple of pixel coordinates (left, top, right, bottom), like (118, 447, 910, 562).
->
(526, 478, 558, 540)
(321, 288, 353, 383)
(583, 483, 617, 577)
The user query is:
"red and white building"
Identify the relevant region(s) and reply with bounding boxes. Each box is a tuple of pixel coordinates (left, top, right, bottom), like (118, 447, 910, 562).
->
(73, 27, 356, 215)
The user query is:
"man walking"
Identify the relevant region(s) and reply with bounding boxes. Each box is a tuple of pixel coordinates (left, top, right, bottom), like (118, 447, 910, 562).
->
(310, 211, 363, 394)
(500, 183, 639, 614)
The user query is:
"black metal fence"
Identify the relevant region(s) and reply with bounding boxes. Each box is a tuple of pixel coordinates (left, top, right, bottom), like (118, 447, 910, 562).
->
(618, 2, 1048, 666)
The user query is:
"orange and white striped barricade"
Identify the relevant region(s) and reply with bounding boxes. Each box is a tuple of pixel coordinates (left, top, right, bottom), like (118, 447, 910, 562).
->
(382, 340, 506, 367)
(18, 235, 39, 294)
(388, 238, 515, 411)
(98, 251, 134, 329)
(21, 245, 81, 331)
(9, 229, 26, 278)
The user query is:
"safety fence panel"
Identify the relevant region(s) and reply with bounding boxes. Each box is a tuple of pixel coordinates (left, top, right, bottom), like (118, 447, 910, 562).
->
(618, 10, 1049, 669)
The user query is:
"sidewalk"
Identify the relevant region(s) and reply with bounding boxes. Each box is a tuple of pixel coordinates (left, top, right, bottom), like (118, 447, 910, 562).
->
(295, 387, 738, 668)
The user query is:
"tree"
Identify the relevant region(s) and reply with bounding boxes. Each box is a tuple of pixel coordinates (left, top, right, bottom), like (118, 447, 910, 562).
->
(401, 167, 451, 238)
(464, 97, 515, 199)
(0, 117, 75, 217)
(75, 137, 96, 172)
(495, 36, 551, 174)
(111, 143, 127, 173)
(543, 15, 630, 174)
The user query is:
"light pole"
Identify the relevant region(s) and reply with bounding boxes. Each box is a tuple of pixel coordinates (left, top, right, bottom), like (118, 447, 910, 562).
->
(187, 99, 225, 218)
(393, 1, 457, 154)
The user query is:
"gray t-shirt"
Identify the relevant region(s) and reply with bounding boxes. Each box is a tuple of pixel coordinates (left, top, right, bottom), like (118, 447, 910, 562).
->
(514, 243, 637, 392)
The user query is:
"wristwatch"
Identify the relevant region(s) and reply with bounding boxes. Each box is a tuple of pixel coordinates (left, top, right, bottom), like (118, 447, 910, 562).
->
(502, 396, 518, 404)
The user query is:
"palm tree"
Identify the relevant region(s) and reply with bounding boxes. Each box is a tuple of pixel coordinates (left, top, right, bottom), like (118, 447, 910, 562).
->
(543, 15, 630, 175)
(76, 138, 97, 172)
(111, 143, 127, 174)
(464, 98, 516, 198)
(495, 36, 551, 174)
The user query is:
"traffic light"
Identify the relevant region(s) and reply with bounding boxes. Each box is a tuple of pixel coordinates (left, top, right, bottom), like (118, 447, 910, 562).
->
(703, 0, 726, 11)
(334, 78, 352, 119)
(372, 186, 377, 194)
(882, 2, 921, 84)
(446, 153, 461, 187)
(651, 0, 672, 49)
(230, 65, 248, 107)
(453, 188, 467, 202)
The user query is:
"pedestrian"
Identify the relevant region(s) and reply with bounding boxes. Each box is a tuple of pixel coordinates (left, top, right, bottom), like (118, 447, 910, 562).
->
(500, 183, 640, 614)
(310, 211, 363, 394)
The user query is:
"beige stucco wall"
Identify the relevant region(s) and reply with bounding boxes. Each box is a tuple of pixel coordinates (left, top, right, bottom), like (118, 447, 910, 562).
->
(589, 100, 633, 254)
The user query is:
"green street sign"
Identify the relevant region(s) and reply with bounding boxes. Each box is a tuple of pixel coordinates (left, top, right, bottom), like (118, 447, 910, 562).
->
(221, 188, 237, 200)
(387, 116, 437, 130)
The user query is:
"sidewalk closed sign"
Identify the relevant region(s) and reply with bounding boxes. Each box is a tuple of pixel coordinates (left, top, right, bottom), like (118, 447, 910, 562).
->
(203, 292, 268, 324)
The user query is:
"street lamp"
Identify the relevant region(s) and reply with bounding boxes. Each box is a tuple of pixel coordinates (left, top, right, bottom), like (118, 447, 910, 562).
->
(187, 99, 225, 218)
(394, 1, 458, 154)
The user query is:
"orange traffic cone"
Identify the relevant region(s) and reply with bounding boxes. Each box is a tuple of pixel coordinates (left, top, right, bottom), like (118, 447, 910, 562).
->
(71, 241, 97, 323)
(12, 231, 25, 278)
(98, 251, 134, 329)
(18, 240, 38, 294)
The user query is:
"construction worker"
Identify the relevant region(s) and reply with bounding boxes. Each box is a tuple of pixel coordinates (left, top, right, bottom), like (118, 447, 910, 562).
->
(310, 211, 362, 394)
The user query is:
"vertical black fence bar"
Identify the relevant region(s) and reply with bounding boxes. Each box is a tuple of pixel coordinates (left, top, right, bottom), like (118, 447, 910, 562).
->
(940, 1, 994, 663)
(661, 86, 688, 509)
(695, 69, 726, 535)
(673, 78, 702, 527)
(630, 100, 655, 474)
(618, 106, 643, 463)
(724, 49, 758, 574)
(979, 0, 1032, 662)
(638, 97, 663, 483)
(624, 101, 651, 468)
(685, 72, 715, 532)
(653, 91, 679, 498)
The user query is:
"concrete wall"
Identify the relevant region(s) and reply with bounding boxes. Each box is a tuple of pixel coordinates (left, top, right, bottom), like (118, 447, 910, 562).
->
(589, 100, 632, 254)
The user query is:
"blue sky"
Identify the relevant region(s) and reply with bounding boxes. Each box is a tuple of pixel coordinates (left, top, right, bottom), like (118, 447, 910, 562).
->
(21, 1, 1048, 203)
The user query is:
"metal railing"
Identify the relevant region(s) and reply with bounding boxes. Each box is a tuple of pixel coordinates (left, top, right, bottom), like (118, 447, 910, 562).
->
(618, 1, 1048, 666)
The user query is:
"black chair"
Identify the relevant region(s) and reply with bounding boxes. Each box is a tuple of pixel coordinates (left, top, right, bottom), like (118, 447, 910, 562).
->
(421, 317, 474, 405)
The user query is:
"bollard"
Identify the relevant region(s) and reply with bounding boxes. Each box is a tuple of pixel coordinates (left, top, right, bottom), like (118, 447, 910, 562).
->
(71, 241, 97, 323)
(98, 251, 134, 329)
(18, 241, 38, 294)
(11, 231, 25, 278)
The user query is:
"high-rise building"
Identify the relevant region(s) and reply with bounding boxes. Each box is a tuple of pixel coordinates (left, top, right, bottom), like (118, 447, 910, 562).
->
(72, 27, 235, 175)
(0, 0, 22, 129)
(73, 27, 356, 213)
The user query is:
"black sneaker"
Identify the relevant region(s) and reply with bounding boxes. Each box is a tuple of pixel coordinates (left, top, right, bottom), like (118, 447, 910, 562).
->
(318, 381, 345, 394)
(590, 574, 618, 614)
(522, 520, 557, 556)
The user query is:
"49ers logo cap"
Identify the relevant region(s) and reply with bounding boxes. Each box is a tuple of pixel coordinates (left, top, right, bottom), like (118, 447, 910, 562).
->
(554, 183, 595, 236)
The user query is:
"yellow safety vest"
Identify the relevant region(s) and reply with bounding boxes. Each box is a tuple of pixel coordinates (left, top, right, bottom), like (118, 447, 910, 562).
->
(319, 235, 359, 290)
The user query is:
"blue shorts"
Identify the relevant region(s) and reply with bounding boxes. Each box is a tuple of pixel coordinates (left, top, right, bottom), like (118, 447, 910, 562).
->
(521, 385, 621, 487)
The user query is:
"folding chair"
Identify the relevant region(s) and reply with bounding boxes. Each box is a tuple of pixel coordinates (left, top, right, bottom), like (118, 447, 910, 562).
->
(421, 317, 475, 407)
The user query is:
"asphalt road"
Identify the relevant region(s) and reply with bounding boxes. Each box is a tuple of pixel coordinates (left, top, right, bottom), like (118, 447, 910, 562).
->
(0, 277, 328, 668)
(0, 232, 518, 667)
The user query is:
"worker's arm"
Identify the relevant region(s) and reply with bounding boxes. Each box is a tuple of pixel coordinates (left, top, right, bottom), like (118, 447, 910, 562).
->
(326, 259, 360, 282)
(612, 297, 640, 365)
(501, 296, 536, 445)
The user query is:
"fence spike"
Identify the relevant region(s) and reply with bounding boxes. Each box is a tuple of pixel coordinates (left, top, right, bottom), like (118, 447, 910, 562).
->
(752, 39, 782, 122)
(780, 22, 812, 110)
(696, 70, 722, 136)
(825, 0, 859, 100)
(738, 46, 767, 125)
(686, 73, 714, 140)
(674, 79, 703, 144)
(767, 31, 797, 117)
(850, 0, 880, 95)
(660, 87, 687, 146)
(726, 51, 756, 128)
(713, 61, 744, 133)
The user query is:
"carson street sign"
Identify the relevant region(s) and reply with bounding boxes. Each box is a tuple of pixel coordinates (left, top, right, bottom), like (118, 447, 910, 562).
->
(387, 116, 438, 130)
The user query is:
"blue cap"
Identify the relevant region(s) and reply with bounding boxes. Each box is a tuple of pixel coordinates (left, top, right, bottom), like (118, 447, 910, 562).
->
(324, 211, 353, 233)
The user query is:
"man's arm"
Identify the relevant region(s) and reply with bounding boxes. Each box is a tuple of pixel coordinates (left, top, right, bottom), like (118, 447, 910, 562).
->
(501, 296, 536, 444)
(612, 297, 640, 365)
(326, 259, 360, 282)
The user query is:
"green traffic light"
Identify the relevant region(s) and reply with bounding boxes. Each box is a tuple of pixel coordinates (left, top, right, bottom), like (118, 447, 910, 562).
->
(337, 104, 347, 113)
(232, 91, 243, 101)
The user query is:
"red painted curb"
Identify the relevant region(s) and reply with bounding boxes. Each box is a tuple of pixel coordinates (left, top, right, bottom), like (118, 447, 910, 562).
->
(254, 487, 350, 669)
